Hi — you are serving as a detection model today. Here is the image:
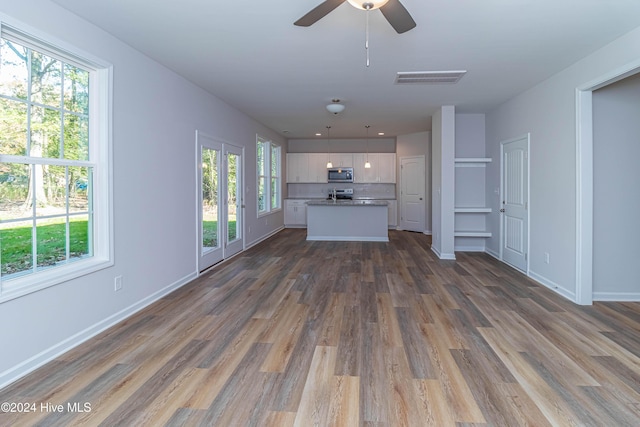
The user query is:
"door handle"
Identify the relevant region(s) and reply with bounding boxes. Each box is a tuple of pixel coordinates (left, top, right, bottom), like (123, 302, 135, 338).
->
(500, 208, 505, 213)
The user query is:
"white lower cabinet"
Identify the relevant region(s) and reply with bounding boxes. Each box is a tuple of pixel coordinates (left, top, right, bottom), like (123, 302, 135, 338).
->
(386, 200, 397, 227)
(284, 199, 308, 227)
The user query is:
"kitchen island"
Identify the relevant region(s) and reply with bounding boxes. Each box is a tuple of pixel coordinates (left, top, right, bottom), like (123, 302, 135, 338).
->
(306, 200, 389, 242)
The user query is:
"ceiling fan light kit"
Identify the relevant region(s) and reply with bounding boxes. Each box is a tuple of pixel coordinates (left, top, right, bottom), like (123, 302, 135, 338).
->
(347, 0, 389, 10)
(294, 0, 416, 34)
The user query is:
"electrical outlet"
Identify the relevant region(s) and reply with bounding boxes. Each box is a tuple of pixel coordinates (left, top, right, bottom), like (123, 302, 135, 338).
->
(114, 275, 123, 291)
(544, 252, 550, 264)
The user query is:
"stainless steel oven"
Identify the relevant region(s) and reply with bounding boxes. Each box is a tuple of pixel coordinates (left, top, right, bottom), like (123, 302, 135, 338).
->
(327, 167, 354, 183)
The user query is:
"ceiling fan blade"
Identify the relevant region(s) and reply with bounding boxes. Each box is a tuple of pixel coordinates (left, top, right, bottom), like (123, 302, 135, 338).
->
(380, 0, 416, 34)
(294, 0, 347, 27)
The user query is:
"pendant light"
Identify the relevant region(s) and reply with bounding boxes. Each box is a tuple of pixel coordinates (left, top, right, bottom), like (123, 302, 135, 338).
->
(326, 126, 333, 168)
(364, 125, 371, 168)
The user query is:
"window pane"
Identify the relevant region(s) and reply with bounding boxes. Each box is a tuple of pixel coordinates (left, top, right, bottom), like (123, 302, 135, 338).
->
(70, 214, 91, 259)
(31, 51, 62, 108)
(30, 105, 61, 158)
(69, 166, 90, 213)
(36, 217, 66, 270)
(258, 176, 266, 212)
(63, 113, 89, 161)
(0, 39, 29, 100)
(1, 219, 33, 278)
(271, 145, 278, 177)
(46, 165, 67, 207)
(257, 141, 265, 175)
(0, 98, 28, 155)
(271, 177, 278, 210)
(63, 64, 89, 115)
(0, 164, 30, 222)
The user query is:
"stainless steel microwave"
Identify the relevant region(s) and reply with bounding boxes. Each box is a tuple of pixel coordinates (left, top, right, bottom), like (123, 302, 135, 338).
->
(328, 167, 354, 183)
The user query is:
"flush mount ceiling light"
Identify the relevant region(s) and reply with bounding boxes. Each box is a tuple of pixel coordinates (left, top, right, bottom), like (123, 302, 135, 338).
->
(326, 99, 345, 115)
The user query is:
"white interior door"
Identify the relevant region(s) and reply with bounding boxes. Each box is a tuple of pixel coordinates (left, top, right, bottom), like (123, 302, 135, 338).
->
(400, 156, 425, 232)
(224, 144, 243, 258)
(501, 135, 529, 272)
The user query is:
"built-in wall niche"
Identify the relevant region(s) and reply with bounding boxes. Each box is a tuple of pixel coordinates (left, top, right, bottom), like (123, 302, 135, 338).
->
(454, 158, 492, 250)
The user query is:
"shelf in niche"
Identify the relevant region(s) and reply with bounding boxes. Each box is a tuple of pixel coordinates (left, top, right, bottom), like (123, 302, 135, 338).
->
(454, 207, 492, 213)
(454, 231, 492, 238)
(454, 157, 492, 163)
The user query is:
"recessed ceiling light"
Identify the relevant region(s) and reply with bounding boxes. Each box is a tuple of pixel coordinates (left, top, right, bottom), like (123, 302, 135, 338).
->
(315, 133, 322, 136)
(378, 132, 385, 136)
(283, 130, 290, 134)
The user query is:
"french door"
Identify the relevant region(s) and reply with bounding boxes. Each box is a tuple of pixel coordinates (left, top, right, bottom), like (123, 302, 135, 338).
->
(197, 132, 243, 272)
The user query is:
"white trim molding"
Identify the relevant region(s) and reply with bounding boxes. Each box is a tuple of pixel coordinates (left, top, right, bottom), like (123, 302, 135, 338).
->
(575, 58, 640, 305)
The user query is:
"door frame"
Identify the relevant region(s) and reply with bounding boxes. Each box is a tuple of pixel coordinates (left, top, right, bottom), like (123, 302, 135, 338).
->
(195, 130, 245, 273)
(398, 155, 426, 232)
(576, 59, 640, 305)
(499, 133, 530, 274)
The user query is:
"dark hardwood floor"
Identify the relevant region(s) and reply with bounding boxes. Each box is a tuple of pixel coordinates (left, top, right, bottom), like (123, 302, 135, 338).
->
(1, 228, 639, 426)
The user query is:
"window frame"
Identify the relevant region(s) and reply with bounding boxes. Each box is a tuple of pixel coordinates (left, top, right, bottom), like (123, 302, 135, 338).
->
(256, 136, 281, 217)
(0, 21, 113, 303)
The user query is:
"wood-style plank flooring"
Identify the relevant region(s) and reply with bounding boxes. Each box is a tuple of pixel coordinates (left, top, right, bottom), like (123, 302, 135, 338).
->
(1, 229, 639, 426)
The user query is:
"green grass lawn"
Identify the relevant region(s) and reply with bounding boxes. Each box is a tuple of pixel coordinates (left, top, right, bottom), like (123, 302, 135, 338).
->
(1, 220, 89, 275)
(203, 220, 236, 248)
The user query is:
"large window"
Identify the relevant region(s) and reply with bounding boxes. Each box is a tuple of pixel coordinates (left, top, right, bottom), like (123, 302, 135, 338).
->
(257, 136, 280, 215)
(0, 24, 112, 302)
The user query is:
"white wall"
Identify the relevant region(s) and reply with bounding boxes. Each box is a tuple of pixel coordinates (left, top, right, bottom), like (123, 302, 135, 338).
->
(431, 106, 456, 259)
(288, 138, 396, 153)
(485, 25, 640, 301)
(396, 131, 432, 233)
(592, 72, 640, 300)
(0, 0, 285, 387)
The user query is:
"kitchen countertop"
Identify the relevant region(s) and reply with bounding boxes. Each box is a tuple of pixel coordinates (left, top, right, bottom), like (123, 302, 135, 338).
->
(306, 200, 389, 206)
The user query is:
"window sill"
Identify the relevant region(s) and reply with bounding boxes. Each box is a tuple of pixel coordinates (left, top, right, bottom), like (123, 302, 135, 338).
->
(0, 257, 114, 304)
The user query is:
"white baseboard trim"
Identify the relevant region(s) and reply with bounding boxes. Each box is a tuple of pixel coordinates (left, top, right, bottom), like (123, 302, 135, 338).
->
(423, 230, 432, 235)
(485, 247, 500, 260)
(431, 246, 456, 260)
(246, 226, 284, 250)
(529, 270, 576, 302)
(455, 245, 485, 252)
(0, 270, 198, 391)
(593, 292, 640, 302)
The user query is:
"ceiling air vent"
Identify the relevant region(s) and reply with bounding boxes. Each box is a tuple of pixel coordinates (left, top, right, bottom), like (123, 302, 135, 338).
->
(395, 70, 467, 85)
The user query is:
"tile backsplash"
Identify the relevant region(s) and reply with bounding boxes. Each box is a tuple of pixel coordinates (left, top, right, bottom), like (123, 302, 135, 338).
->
(287, 183, 396, 199)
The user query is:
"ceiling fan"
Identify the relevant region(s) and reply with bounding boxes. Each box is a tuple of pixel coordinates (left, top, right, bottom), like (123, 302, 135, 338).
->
(295, 0, 416, 34)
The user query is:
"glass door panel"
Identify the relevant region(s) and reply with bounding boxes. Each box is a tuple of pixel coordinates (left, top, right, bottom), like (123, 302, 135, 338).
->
(198, 133, 223, 271)
(224, 145, 243, 258)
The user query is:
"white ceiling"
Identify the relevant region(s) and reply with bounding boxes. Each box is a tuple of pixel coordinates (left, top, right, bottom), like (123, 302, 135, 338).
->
(51, 0, 640, 139)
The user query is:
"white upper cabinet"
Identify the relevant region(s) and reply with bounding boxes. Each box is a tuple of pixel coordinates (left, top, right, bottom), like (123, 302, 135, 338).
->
(353, 153, 396, 183)
(287, 153, 328, 183)
(308, 153, 328, 183)
(329, 153, 354, 168)
(286, 153, 309, 183)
